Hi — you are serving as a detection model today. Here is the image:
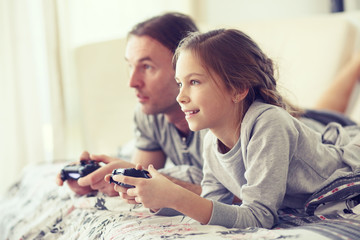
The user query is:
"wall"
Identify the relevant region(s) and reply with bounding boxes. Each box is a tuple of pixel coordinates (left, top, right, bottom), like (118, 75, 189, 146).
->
(66, 0, 193, 47)
(66, 0, 360, 47)
(194, 0, 330, 25)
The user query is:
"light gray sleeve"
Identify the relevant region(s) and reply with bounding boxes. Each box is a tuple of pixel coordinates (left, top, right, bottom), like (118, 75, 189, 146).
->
(206, 109, 299, 229)
(209, 201, 262, 228)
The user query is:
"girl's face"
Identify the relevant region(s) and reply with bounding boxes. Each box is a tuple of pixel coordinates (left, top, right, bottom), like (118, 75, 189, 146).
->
(175, 50, 238, 134)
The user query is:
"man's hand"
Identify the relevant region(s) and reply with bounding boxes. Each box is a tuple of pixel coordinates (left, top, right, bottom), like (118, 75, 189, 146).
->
(56, 151, 93, 195)
(56, 151, 135, 196)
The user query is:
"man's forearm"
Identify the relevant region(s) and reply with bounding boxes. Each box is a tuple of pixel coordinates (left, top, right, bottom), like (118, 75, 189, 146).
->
(163, 174, 202, 195)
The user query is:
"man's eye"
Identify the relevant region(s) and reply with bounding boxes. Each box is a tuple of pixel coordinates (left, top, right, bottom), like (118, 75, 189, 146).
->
(177, 82, 182, 88)
(143, 64, 152, 70)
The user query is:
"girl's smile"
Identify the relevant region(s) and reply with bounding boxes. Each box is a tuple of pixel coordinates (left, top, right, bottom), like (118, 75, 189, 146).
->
(183, 109, 200, 119)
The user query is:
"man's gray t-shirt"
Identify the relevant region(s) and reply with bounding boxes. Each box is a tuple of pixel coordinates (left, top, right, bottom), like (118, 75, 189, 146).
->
(134, 106, 208, 183)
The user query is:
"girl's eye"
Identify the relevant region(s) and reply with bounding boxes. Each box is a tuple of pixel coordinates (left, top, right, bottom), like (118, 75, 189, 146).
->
(190, 80, 199, 85)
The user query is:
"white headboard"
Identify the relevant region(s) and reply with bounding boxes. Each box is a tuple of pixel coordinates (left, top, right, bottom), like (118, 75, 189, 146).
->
(74, 39, 137, 155)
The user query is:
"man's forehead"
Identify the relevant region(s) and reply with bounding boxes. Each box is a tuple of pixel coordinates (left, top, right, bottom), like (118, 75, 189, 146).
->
(126, 36, 161, 53)
(125, 54, 154, 65)
(125, 35, 169, 63)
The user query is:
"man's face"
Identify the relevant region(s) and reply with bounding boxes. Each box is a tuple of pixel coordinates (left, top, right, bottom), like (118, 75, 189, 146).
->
(125, 35, 179, 115)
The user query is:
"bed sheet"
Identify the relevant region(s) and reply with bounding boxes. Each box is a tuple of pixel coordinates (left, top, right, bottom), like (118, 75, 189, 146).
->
(1, 163, 360, 240)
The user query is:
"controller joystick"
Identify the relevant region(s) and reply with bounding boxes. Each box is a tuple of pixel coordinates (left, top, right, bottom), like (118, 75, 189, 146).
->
(109, 168, 150, 188)
(60, 160, 100, 181)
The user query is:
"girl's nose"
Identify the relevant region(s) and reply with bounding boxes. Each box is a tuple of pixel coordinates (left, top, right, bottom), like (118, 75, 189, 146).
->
(176, 88, 190, 104)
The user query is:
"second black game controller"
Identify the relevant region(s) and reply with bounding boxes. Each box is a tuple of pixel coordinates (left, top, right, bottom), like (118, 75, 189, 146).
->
(60, 160, 101, 181)
(109, 168, 150, 188)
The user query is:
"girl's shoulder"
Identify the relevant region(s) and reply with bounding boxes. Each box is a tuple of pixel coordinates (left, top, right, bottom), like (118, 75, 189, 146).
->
(244, 100, 291, 124)
(242, 100, 300, 137)
(241, 101, 303, 147)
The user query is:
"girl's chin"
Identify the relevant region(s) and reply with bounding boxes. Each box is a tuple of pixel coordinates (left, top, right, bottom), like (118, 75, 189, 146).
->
(188, 123, 205, 132)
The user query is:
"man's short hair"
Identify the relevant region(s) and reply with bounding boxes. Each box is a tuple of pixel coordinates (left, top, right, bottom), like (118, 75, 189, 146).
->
(128, 12, 198, 53)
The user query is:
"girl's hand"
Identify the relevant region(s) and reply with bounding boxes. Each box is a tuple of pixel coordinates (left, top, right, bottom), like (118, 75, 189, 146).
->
(113, 164, 179, 209)
(106, 164, 145, 204)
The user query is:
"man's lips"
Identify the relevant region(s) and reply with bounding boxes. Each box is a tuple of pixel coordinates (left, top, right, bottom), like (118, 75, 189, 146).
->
(183, 109, 200, 118)
(136, 93, 149, 103)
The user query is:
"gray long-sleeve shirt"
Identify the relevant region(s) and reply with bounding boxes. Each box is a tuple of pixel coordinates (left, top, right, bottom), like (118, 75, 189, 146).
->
(201, 100, 360, 229)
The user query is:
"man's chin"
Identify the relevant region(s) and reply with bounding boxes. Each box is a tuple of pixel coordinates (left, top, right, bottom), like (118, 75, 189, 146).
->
(140, 102, 179, 116)
(140, 105, 157, 115)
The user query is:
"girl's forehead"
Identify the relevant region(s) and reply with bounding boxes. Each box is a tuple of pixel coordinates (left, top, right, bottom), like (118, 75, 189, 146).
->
(178, 50, 215, 76)
(178, 49, 197, 60)
(178, 50, 208, 70)
(177, 50, 228, 90)
(176, 50, 207, 77)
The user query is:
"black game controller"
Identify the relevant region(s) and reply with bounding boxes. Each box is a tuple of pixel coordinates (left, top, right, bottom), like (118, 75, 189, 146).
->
(60, 160, 101, 181)
(109, 168, 150, 188)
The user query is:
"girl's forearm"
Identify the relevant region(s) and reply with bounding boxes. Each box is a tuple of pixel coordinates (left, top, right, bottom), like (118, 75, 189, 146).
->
(170, 185, 213, 225)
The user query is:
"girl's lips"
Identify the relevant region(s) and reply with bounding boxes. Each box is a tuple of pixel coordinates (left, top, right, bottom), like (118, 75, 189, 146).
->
(183, 109, 200, 119)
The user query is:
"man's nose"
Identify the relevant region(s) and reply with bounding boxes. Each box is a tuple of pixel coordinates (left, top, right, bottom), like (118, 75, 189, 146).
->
(128, 70, 144, 88)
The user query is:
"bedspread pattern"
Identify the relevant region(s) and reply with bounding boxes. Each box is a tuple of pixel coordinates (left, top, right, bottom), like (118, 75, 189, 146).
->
(1, 163, 360, 240)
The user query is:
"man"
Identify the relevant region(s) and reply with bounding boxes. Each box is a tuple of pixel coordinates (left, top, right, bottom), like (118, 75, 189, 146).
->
(56, 12, 207, 197)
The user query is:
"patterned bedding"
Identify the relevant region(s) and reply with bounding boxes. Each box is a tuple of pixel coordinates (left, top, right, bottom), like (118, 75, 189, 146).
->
(1, 163, 360, 240)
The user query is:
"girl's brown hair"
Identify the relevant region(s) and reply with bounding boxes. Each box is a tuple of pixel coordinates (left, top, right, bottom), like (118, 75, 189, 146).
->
(173, 29, 303, 125)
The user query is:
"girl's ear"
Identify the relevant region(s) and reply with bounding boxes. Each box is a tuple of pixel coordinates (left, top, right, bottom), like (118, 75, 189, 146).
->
(232, 89, 249, 103)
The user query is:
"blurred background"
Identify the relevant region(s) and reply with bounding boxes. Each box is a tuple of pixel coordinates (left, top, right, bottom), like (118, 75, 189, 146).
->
(1, 0, 360, 195)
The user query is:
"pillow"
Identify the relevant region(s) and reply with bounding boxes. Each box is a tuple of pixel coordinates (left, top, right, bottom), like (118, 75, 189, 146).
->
(305, 172, 360, 215)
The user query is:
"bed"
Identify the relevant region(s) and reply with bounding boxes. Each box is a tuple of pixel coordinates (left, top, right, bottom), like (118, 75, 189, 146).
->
(2, 11, 360, 240)
(1, 162, 360, 239)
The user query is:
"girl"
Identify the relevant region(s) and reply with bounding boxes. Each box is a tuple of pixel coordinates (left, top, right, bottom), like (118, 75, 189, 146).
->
(111, 29, 360, 229)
